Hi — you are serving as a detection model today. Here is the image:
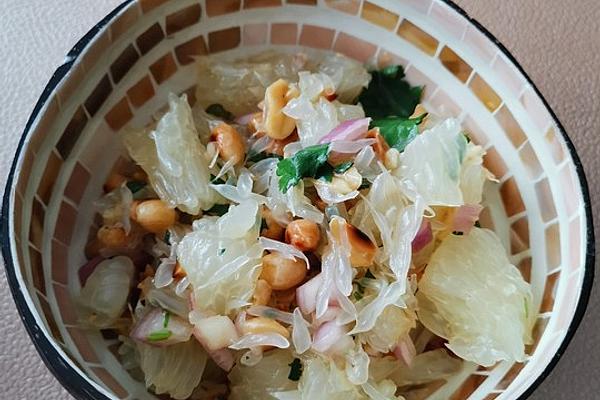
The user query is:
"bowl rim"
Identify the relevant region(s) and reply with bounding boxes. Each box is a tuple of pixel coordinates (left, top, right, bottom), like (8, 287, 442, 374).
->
(1, 1, 595, 399)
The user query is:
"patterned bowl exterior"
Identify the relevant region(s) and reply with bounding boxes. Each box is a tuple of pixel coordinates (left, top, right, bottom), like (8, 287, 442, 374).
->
(1, 1, 594, 399)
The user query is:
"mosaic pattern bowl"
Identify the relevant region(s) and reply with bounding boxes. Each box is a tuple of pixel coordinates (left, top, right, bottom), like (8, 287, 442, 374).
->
(1, 0, 594, 399)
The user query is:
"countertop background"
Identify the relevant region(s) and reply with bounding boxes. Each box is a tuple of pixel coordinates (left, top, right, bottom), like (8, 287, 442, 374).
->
(0, 1, 598, 399)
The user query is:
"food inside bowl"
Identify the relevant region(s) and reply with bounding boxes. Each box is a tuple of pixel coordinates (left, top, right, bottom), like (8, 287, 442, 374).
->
(78, 51, 535, 399)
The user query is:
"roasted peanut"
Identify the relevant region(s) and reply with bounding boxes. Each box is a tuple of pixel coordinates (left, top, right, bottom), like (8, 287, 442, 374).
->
(384, 148, 400, 170)
(367, 128, 389, 161)
(285, 219, 321, 252)
(330, 167, 362, 195)
(97, 225, 128, 248)
(330, 218, 376, 268)
(131, 199, 177, 234)
(253, 279, 272, 306)
(261, 208, 285, 240)
(103, 172, 127, 193)
(248, 112, 264, 134)
(131, 166, 148, 182)
(240, 316, 290, 338)
(173, 261, 186, 279)
(211, 122, 246, 165)
(261, 252, 307, 291)
(264, 79, 297, 140)
(411, 104, 428, 119)
(266, 130, 299, 157)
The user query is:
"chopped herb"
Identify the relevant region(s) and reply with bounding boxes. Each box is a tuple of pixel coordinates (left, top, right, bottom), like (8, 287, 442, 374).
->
(358, 65, 423, 119)
(353, 280, 366, 301)
(334, 161, 354, 174)
(524, 298, 529, 318)
(276, 144, 331, 193)
(474, 221, 482, 228)
(372, 113, 427, 152)
(163, 310, 171, 328)
(359, 179, 371, 190)
(147, 329, 172, 342)
(206, 204, 230, 216)
(218, 248, 226, 256)
(452, 231, 464, 236)
(315, 162, 335, 183)
(288, 358, 303, 381)
(206, 103, 234, 121)
(126, 180, 146, 194)
(364, 269, 375, 279)
(163, 231, 171, 244)
(210, 175, 226, 185)
(247, 151, 283, 163)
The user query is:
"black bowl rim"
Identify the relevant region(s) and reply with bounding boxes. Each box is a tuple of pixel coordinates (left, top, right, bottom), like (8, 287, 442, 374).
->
(1, 1, 595, 399)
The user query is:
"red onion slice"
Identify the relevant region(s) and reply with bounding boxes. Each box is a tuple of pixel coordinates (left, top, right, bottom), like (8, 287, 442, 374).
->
(78, 256, 105, 286)
(393, 335, 417, 366)
(329, 138, 377, 154)
(229, 333, 290, 350)
(296, 273, 323, 314)
(312, 320, 348, 353)
(412, 219, 433, 253)
(318, 118, 371, 144)
(452, 204, 483, 234)
(130, 307, 193, 347)
(235, 112, 257, 126)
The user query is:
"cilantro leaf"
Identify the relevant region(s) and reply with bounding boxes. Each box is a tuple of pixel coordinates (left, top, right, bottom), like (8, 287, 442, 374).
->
(359, 65, 423, 119)
(372, 113, 427, 152)
(206, 104, 234, 121)
(247, 151, 283, 163)
(162, 311, 170, 328)
(334, 161, 353, 174)
(276, 144, 330, 193)
(288, 358, 303, 381)
(126, 180, 146, 194)
(147, 329, 172, 342)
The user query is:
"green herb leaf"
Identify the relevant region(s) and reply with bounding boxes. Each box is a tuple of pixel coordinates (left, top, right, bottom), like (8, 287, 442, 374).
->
(206, 204, 230, 216)
(163, 311, 171, 328)
(126, 180, 146, 194)
(147, 329, 172, 342)
(334, 161, 354, 174)
(218, 248, 226, 256)
(206, 104, 234, 121)
(247, 151, 283, 163)
(372, 113, 427, 152)
(359, 65, 423, 119)
(288, 358, 303, 381)
(163, 231, 171, 244)
(364, 269, 375, 279)
(276, 144, 330, 193)
(359, 178, 371, 190)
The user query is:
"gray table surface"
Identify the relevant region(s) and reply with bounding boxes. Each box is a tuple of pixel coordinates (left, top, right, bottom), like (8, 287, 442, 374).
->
(0, 1, 598, 399)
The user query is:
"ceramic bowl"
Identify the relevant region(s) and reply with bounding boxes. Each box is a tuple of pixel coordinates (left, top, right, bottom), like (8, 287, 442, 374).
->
(1, 0, 594, 399)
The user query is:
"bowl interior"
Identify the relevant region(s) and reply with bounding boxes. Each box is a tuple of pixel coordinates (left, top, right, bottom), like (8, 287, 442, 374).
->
(4, 0, 591, 399)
